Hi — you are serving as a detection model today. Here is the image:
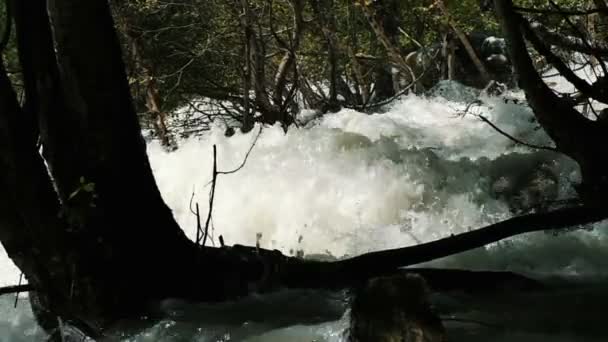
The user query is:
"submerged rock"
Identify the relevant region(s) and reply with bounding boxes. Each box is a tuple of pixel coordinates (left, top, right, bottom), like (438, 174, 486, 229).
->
(488, 154, 560, 214)
(346, 273, 446, 342)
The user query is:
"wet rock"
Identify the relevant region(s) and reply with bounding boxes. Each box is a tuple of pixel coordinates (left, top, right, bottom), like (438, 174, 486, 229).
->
(346, 273, 446, 342)
(491, 164, 559, 214)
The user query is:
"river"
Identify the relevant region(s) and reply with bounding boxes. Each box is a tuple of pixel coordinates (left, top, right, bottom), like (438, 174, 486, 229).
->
(1, 80, 607, 341)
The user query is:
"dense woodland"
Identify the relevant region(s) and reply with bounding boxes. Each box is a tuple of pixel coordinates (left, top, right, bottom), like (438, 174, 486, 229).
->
(2, 0, 592, 144)
(1, 0, 608, 341)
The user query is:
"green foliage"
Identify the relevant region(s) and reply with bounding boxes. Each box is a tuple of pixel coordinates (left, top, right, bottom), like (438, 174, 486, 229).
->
(104, 0, 596, 135)
(0, 2, 23, 92)
(69, 177, 97, 207)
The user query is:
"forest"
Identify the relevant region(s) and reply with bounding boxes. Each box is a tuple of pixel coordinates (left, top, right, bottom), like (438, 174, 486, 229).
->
(1, 0, 608, 341)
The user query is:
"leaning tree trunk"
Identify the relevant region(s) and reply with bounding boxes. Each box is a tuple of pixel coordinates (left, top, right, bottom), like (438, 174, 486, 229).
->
(1, 1, 342, 337)
(493, 0, 608, 202)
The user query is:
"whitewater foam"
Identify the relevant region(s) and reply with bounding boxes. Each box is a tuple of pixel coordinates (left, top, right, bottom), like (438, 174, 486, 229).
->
(2, 81, 607, 341)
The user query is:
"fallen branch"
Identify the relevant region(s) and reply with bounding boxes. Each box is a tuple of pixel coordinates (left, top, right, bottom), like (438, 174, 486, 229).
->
(0, 284, 33, 296)
(217, 125, 262, 175)
(476, 113, 557, 151)
(458, 100, 557, 151)
(333, 205, 608, 281)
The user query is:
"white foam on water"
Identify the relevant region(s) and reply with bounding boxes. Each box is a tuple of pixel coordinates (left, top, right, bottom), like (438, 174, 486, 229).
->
(1, 81, 607, 341)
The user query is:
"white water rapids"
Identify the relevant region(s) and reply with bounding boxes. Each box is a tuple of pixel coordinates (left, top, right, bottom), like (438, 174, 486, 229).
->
(2, 80, 608, 341)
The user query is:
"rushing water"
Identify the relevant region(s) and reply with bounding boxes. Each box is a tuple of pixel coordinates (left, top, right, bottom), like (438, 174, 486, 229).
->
(2, 80, 608, 341)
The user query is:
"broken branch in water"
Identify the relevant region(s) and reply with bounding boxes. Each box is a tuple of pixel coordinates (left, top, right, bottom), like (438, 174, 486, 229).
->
(335, 205, 607, 279)
(0, 284, 33, 297)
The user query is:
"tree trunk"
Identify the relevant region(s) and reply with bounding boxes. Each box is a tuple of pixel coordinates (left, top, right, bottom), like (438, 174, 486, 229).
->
(240, 0, 254, 133)
(310, 0, 341, 109)
(272, 0, 304, 116)
(117, 12, 172, 148)
(355, 0, 411, 78)
(237, 0, 294, 130)
(493, 0, 608, 201)
(436, 0, 492, 86)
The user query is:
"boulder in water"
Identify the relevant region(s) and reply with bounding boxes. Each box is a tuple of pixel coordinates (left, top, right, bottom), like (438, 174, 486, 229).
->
(346, 273, 446, 342)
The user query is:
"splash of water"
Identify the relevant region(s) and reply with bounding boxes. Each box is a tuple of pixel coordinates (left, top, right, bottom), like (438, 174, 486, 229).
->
(1, 81, 607, 341)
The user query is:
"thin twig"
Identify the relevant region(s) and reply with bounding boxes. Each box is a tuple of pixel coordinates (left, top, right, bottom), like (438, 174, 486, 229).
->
(199, 126, 263, 246)
(189, 188, 197, 215)
(477, 114, 558, 151)
(548, 0, 608, 76)
(398, 26, 424, 49)
(13, 273, 22, 307)
(541, 62, 590, 78)
(513, 5, 607, 16)
(217, 125, 263, 175)
(459, 101, 558, 151)
(195, 203, 201, 245)
(350, 50, 441, 111)
(202, 145, 217, 247)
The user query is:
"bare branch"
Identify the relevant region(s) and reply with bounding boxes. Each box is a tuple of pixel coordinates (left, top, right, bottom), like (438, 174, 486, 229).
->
(521, 20, 596, 99)
(477, 113, 558, 151)
(548, 0, 608, 76)
(202, 145, 218, 247)
(513, 5, 608, 16)
(530, 22, 608, 57)
(458, 100, 557, 151)
(217, 125, 263, 175)
(336, 205, 608, 276)
(0, 284, 33, 297)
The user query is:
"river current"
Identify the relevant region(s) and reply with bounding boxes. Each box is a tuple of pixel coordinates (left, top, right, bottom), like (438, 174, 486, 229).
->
(1, 79, 607, 341)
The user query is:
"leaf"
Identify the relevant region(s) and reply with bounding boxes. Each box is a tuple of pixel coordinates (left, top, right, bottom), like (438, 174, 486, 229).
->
(68, 189, 80, 200)
(83, 183, 95, 193)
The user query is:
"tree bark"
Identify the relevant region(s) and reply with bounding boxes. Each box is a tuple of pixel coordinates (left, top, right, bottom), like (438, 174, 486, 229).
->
(436, 0, 492, 86)
(272, 0, 304, 114)
(117, 12, 172, 148)
(493, 0, 608, 201)
(355, 0, 411, 79)
(309, 0, 341, 109)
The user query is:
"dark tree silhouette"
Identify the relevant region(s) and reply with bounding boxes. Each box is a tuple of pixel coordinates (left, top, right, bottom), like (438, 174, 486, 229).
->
(1, 0, 607, 339)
